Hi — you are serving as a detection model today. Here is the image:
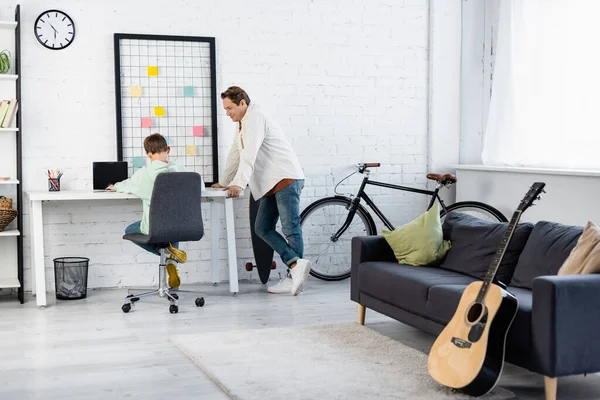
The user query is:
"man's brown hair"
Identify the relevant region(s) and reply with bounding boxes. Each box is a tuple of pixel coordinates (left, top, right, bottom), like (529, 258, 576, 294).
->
(144, 133, 168, 154)
(221, 86, 251, 106)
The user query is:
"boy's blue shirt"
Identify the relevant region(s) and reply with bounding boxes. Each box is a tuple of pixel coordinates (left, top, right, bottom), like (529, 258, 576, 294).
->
(114, 160, 200, 235)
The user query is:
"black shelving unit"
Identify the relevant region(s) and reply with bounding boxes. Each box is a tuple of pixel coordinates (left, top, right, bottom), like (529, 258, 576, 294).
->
(0, 5, 23, 303)
(15, 4, 23, 304)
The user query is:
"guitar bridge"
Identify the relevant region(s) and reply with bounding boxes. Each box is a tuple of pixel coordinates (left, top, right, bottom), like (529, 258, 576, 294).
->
(451, 337, 472, 348)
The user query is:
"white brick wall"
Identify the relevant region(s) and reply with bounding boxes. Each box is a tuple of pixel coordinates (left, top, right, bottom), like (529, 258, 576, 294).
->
(0, 0, 430, 293)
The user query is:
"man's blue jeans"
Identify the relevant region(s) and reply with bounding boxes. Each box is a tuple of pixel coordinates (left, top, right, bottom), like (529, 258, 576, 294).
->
(255, 180, 304, 267)
(124, 221, 178, 255)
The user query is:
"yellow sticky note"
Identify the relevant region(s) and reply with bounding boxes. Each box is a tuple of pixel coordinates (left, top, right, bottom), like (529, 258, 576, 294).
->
(186, 145, 196, 156)
(148, 66, 158, 76)
(154, 107, 165, 117)
(130, 86, 142, 97)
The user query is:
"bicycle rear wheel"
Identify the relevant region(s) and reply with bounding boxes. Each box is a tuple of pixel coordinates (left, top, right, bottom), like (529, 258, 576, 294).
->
(300, 197, 377, 281)
(440, 201, 507, 222)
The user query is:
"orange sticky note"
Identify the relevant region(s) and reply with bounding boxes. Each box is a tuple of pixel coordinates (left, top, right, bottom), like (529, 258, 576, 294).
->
(141, 117, 152, 128)
(130, 86, 142, 97)
(193, 126, 204, 137)
(154, 107, 165, 117)
(186, 145, 196, 156)
(148, 66, 158, 76)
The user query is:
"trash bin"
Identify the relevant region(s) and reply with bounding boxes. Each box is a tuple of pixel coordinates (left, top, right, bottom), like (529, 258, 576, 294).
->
(54, 257, 90, 300)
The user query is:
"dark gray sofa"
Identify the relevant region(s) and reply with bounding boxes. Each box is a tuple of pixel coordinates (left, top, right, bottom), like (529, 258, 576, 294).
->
(351, 212, 600, 399)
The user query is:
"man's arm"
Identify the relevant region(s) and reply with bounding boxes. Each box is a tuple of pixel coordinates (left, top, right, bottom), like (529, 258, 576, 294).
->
(229, 114, 266, 189)
(218, 133, 241, 187)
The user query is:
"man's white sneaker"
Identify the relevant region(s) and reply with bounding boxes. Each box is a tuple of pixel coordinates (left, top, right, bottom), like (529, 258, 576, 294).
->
(290, 259, 312, 296)
(267, 276, 293, 294)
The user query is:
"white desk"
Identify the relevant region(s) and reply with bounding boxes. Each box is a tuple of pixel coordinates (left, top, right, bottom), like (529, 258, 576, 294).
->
(26, 188, 241, 307)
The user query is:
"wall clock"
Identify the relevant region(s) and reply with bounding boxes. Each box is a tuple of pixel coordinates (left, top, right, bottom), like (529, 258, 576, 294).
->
(34, 10, 75, 50)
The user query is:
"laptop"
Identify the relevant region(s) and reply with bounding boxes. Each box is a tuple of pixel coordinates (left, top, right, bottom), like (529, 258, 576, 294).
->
(93, 161, 128, 191)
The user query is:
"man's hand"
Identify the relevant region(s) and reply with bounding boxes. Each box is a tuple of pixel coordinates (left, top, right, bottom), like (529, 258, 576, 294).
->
(106, 184, 115, 191)
(225, 185, 242, 198)
(211, 183, 224, 188)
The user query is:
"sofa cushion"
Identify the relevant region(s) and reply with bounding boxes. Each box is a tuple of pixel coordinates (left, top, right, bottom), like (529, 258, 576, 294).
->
(510, 221, 583, 289)
(440, 211, 534, 284)
(558, 221, 600, 275)
(425, 284, 533, 359)
(358, 262, 477, 316)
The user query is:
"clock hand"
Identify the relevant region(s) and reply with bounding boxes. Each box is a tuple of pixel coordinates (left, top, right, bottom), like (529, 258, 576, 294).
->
(49, 23, 58, 33)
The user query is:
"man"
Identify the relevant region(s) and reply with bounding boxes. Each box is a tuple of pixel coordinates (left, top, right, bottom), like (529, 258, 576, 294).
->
(212, 86, 311, 295)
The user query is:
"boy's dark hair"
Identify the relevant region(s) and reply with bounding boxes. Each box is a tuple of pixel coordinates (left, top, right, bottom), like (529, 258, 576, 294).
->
(144, 133, 168, 154)
(221, 86, 251, 106)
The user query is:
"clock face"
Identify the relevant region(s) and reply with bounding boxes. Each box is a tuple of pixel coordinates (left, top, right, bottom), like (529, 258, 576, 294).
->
(34, 10, 75, 50)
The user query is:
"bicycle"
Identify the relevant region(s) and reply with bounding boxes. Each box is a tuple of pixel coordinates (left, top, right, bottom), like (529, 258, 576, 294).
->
(300, 162, 507, 281)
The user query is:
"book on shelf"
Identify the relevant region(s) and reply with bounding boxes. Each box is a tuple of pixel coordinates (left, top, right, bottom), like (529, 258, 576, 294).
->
(0, 99, 18, 128)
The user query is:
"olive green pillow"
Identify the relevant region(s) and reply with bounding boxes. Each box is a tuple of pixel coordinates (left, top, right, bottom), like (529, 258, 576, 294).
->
(381, 203, 451, 266)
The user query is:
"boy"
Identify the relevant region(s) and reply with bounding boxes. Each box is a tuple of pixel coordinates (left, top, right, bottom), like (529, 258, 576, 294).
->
(107, 133, 192, 288)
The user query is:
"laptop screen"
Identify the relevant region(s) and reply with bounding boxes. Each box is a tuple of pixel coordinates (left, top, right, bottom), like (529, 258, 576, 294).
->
(93, 161, 128, 190)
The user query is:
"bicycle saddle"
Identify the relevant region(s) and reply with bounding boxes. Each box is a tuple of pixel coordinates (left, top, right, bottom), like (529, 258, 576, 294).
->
(426, 173, 457, 184)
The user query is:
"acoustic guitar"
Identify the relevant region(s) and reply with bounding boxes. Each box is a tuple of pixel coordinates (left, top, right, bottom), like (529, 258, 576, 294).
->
(428, 182, 546, 397)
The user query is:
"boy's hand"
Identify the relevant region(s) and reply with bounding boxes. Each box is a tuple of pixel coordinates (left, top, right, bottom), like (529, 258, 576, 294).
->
(211, 183, 224, 188)
(106, 184, 115, 191)
(225, 185, 242, 198)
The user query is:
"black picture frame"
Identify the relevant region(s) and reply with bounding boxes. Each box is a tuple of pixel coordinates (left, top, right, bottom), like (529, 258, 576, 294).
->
(113, 33, 219, 186)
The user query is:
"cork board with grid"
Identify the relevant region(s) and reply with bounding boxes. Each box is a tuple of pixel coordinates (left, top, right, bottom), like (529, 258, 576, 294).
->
(113, 33, 218, 185)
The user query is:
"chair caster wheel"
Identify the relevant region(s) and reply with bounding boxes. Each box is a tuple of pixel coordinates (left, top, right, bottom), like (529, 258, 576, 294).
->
(122, 303, 132, 313)
(170, 293, 179, 300)
(195, 297, 205, 307)
(169, 304, 178, 314)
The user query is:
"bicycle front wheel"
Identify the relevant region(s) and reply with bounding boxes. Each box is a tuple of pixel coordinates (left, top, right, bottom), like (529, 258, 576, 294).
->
(440, 201, 508, 223)
(300, 197, 377, 281)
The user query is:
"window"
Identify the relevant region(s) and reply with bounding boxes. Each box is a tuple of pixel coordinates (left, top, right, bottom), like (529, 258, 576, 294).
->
(481, 0, 600, 170)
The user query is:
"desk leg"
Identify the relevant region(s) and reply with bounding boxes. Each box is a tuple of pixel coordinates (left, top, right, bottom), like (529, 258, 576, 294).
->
(224, 197, 239, 293)
(31, 200, 47, 307)
(210, 200, 220, 285)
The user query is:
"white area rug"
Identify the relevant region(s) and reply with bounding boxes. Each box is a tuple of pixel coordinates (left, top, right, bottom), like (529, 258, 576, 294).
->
(170, 323, 515, 400)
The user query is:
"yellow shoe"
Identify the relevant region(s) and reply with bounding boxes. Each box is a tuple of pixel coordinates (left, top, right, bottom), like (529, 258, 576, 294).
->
(167, 244, 187, 264)
(166, 263, 181, 289)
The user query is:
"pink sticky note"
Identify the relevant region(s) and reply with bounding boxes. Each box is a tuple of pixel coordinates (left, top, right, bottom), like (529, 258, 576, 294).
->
(141, 117, 152, 128)
(193, 126, 204, 137)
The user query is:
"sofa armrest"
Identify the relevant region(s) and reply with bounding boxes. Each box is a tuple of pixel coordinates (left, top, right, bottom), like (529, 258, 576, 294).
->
(532, 274, 600, 377)
(350, 236, 396, 302)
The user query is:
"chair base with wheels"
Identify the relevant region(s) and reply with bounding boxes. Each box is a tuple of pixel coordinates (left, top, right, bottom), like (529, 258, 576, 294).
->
(121, 244, 205, 314)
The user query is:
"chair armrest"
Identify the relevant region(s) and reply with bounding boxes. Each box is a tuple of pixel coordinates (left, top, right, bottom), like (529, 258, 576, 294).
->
(351, 236, 396, 301)
(532, 274, 600, 377)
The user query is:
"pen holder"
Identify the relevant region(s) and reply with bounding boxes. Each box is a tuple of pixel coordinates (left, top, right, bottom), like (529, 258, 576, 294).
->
(48, 178, 60, 192)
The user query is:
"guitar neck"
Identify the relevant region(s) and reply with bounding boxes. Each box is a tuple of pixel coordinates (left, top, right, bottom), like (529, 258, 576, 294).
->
(476, 211, 523, 303)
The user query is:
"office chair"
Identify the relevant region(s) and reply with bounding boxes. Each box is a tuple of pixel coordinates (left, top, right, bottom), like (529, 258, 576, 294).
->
(121, 172, 205, 314)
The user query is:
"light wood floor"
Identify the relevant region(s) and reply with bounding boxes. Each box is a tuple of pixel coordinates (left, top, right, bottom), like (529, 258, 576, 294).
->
(1, 278, 598, 399)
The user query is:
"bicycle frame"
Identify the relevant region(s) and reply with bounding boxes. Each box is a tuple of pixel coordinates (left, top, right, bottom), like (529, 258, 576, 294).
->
(332, 174, 449, 241)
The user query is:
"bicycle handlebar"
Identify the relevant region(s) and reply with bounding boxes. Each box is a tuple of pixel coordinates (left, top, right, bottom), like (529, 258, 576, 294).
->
(357, 162, 381, 173)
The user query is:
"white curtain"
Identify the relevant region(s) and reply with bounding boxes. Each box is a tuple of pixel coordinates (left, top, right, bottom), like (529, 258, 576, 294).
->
(482, 0, 600, 170)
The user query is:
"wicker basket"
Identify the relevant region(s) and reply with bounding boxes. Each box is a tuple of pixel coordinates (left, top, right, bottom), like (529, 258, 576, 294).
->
(0, 196, 12, 210)
(0, 209, 17, 232)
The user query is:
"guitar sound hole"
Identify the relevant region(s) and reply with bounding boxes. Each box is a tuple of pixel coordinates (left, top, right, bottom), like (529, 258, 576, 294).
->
(467, 303, 484, 323)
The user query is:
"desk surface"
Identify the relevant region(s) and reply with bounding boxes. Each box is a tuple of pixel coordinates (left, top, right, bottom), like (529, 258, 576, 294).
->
(27, 188, 237, 201)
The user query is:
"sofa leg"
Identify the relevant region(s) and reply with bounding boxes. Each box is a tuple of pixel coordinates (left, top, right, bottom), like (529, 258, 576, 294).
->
(358, 304, 366, 325)
(544, 376, 557, 400)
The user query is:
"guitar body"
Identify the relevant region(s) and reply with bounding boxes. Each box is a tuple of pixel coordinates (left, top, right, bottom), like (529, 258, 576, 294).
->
(428, 281, 518, 397)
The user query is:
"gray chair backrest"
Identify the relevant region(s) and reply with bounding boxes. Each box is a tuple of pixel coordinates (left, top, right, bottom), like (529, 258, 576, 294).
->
(146, 172, 204, 243)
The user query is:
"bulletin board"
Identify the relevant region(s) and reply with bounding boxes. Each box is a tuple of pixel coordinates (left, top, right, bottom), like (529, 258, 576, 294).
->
(113, 33, 218, 185)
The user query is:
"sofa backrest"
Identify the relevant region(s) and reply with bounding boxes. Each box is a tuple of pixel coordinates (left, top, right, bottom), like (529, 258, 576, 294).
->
(440, 211, 534, 284)
(510, 221, 583, 289)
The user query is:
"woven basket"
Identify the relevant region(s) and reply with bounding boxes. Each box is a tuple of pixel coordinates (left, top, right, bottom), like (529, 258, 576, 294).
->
(0, 209, 17, 232)
(0, 196, 12, 210)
